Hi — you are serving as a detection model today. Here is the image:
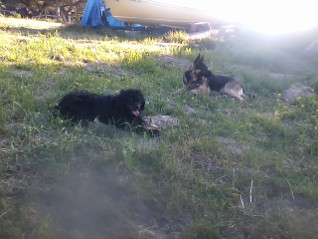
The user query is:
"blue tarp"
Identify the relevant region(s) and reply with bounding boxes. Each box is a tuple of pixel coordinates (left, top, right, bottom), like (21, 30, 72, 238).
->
(81, 0, 145, 29)
(104, 7, 126, 28)
(81, 0, 106, 27)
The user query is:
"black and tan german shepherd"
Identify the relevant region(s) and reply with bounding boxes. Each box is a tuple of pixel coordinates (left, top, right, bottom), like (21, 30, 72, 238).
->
(183, 54, 245, 101)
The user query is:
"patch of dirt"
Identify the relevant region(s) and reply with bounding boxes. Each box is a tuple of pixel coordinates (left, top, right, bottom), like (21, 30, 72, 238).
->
(185, 106, 196, 115)
(190, 150, 227, 185)
(217, 136, 246, 156)
(82, 62, 110, 71)
(83, 62, 135, 80)
(12, 69, 33, 78)
(158, 56, 191, 68)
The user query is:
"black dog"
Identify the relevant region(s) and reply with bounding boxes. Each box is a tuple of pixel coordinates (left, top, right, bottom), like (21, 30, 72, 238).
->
(183, 54, 245, 101)
(55, 89, 160, 136)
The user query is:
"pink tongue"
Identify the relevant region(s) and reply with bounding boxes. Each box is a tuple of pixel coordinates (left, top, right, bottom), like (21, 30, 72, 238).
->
(132, 110, 139, 117)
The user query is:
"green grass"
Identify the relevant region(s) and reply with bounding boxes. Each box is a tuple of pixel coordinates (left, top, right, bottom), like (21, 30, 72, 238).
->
(0, 17, 318, 239)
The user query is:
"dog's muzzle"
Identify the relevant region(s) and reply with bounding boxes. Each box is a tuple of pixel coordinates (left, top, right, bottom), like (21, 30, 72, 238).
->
(130, 103, 142, 117)
(131, 109, 140, 117)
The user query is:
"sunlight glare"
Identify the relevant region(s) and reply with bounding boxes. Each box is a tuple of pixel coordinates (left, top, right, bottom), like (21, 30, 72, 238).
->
(179, 0, 317, 35)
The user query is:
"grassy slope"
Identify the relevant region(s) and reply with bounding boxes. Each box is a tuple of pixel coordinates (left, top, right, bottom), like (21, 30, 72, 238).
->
(0, 17, 317, 239)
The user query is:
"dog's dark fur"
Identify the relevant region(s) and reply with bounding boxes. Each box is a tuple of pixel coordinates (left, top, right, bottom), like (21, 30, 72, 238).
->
(55, 89, 160, 136)
(183, 54, 245, 101)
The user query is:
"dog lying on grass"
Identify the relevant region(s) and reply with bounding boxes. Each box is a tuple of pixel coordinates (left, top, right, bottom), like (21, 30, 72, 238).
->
(55, 89, 160, 137)
(183, 54, 246, 101)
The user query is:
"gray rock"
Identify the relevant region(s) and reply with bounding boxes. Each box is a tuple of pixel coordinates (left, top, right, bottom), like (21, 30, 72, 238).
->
(282, 83, 315, 102)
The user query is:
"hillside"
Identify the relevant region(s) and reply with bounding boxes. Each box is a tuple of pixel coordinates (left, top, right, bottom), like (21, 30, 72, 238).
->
(0, 17, 317, 239)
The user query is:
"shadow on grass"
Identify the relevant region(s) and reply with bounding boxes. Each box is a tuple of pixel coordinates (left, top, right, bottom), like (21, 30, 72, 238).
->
(32, 163, 169, 239)
(0, 21, 171, 42)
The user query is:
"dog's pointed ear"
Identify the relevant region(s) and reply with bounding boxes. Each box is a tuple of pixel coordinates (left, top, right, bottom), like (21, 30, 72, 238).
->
(200, 55, 204, 63)
(194, 54, 201, 65)
(191, 62, 196, 74)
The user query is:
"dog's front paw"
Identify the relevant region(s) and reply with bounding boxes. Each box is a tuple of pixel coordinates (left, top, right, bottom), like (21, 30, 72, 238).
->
(143, 121, 160, 137)
(147, 127, 161, 137)
(145, 123, 161, 137)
